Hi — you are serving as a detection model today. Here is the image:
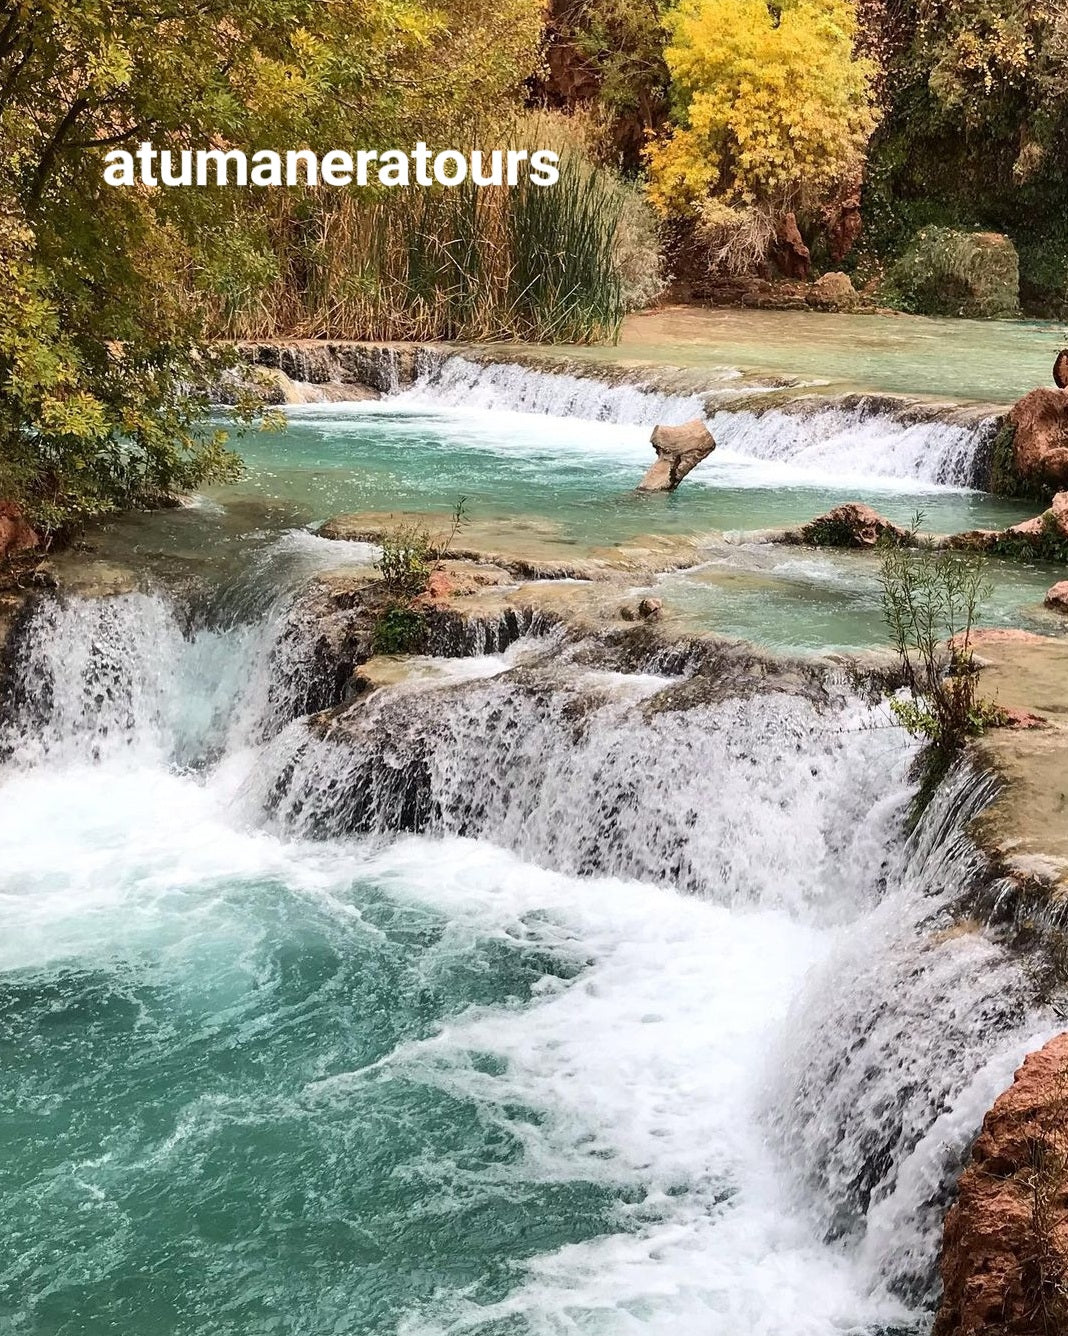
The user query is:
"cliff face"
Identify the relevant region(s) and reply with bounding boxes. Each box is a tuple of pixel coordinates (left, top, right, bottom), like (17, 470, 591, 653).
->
(935, 1033, 1068, 1336)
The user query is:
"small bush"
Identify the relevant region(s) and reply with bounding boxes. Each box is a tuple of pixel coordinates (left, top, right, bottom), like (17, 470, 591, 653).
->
(371, 499, 468, 655)
(377, 525, 436, 599)
(372, 604, 429, 655)
(879, 541, 1002, 758)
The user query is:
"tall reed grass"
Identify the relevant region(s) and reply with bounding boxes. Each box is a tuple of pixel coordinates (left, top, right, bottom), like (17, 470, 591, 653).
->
(198, 150, 636, 345)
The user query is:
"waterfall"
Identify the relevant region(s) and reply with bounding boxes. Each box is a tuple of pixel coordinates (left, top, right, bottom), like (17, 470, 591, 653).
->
(400, 354, 996, 488)
(0, 573, 1054, 1335)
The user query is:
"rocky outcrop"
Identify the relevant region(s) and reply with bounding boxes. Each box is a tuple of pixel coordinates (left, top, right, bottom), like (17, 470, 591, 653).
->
(798, 503, 907, 549)
(823, 187, 863, 264)
(807, 271, 860, 312)
(770, 213, 811, 280)
(215, 341, 419, 406)
(934, 1033, 1068, 1336)
(948, 493, 1068, 562)
(1046, 582, 1068, 614)
(0, 502, 39, 562)
(1002, 391, 1068, 497)
(637, 420, 716, 492)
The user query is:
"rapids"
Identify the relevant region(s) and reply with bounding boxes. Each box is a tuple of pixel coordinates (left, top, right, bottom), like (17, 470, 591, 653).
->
(0, 558, 1054, 1336)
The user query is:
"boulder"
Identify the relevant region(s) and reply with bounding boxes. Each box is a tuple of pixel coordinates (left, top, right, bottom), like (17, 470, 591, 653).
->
(0, 501, 40, 561)
(1054, 350, 1068, 390)
(771, 212, 811, 280)
(1006, 391, 1068, 495)
(637, 597, 663, 621)
(934, 1033, 1068, 1336)
(799, 503, 908, 549)
(892, 228, 1020, 319)
(1046, 581, 1068, 614)
(807, 271, 860, 312)
(637, 420, 716, 493)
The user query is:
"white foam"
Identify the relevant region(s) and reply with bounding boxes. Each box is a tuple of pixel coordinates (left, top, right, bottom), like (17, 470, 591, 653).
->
(396, 354, 989, 488)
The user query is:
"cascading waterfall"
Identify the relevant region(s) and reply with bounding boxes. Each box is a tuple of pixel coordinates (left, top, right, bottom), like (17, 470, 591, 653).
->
(0, 571, 1053, 1336)
(400, 354, 996, 488)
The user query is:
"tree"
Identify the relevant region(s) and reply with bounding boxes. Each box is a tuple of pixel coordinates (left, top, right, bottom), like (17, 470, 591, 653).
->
(646, 0, 877, 268)
(0, 0, 543, 535)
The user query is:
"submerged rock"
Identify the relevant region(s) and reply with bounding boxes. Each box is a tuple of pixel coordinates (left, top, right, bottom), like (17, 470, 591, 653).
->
(798, 503, 907, 549)
(637, 420, 716, 492)
(934, 1033, 1068, 1336)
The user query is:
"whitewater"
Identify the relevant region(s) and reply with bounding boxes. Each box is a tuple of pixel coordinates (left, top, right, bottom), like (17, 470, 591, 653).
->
(0, 547, 1053, 1335)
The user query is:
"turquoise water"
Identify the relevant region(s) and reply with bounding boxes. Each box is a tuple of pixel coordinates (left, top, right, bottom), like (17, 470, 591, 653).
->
(573, 307, 1068, 403)
(656, 547, 1063, 652)
(227, 404, 1031, 543)
(78, 394, 1060, 655)
(1, 845, 616, 1334)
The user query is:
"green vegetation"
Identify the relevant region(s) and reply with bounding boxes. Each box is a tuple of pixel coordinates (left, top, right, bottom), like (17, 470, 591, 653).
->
(6, 0, 1067, 538)
(372, 500, 468, 655)
(856, 0, 1068, 315)
(879, 537, 1002, 760)
(991, 513, 1068, 564)
(0, 1, 632, 537)
(211, 136, 632, 344)
(887, 227, 1021, 318)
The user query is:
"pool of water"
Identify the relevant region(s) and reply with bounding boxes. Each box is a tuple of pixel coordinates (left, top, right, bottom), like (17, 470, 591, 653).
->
(84, 398, 1063, 655)
(224, 403, 1033, 544)
(655, 547, 1062, 653)
(559, 307, 1068, 404)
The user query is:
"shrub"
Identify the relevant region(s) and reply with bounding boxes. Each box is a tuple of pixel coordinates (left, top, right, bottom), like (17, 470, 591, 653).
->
(888, 227, 1021, 318)
(200, 116, 638, 345)
(372, 499, 468, 654)
(879, 541, 1002, 758)
(645, 0, 876, 268)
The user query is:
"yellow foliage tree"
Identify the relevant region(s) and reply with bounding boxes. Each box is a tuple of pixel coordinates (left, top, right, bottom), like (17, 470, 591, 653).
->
(647, 0, 876, 258)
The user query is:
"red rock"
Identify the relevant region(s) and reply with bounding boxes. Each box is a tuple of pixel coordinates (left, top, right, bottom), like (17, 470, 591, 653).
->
(1054, 350, 1068, 390)
(637, 420, 716, 493)
(771, 212, 811, 280)
(1051, 491, 1068, 537)
(1007, 389, 1068, 494)
(966, 629, 1049, 648)
(0, 501, 40, 561)
(1045, 581, 1068, 614)
(1006, 516, 1046, 539)
(934, 1033, 1068, 1336)
(423, 569, 454, 601)
(799, 502, 908, 549)
(996, 707, 1048, 729)
(825, 189, 863, 263)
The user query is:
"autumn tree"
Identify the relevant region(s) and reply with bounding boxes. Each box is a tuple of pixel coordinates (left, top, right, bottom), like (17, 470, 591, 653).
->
(646, 0, 877, 270)
(0, 0, 543, 534)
